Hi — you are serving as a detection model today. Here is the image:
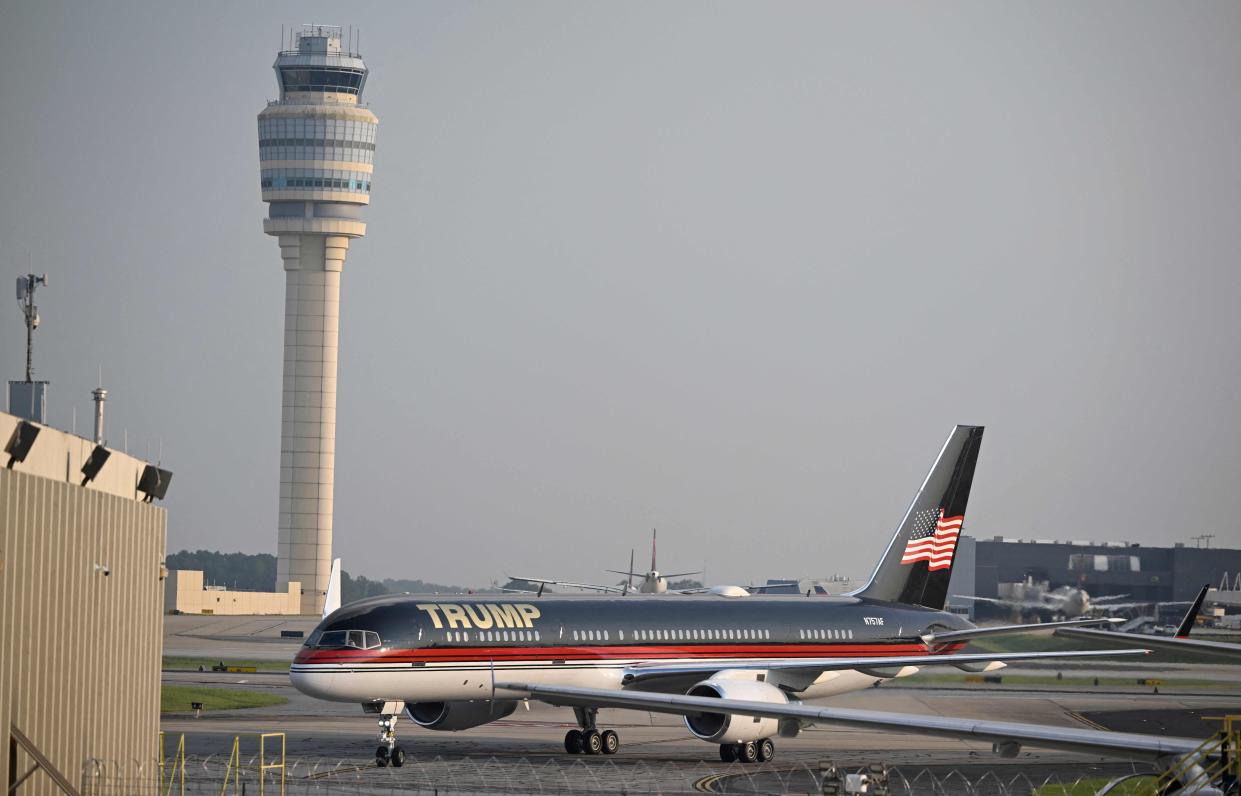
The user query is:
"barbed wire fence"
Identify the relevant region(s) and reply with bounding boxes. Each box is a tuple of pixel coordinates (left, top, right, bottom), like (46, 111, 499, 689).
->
(76, 753, 1165, 795)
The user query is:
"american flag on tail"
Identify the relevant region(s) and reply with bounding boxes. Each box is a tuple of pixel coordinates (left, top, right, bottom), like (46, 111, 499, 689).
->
(900, 508, 963, 571)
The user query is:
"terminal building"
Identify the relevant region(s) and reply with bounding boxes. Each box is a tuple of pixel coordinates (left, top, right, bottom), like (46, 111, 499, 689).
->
(947, 535, 1241, 618)
(1, 409, 171, 793)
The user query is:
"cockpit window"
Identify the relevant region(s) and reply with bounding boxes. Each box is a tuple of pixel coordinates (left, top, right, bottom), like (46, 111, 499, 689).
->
(309, 629, 382, 649)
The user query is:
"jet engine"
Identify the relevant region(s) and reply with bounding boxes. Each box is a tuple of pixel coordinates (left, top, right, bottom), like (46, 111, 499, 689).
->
(683, 678, 786, 743)
(406, 700, 517, 731)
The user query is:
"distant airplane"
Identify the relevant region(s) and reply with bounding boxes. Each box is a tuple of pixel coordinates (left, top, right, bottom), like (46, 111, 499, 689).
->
(954, 578, 1191, 620)
(511, 529, 703, 595)
(1056, 584, 1241, 663)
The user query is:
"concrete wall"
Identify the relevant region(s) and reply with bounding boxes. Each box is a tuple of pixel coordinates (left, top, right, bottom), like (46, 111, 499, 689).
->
(1, 412, 167, 794)
(164, 569, 300, 615)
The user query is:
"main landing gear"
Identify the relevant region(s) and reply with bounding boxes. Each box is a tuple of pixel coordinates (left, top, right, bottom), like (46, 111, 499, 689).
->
(563, 706, 620, 756)
(365, 701, 407, 768)
(719, 737, 775, 764)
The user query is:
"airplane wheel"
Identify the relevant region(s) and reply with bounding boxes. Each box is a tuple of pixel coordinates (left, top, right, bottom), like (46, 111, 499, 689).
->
(719, 744, 737, 763)
(564, 729, 583, 754)
(739, 741, 758, 764)
(601, 730, 620, 755)
(583, 729, 603, 755)
(757, 738, 775, 763)
(390, 745, 406, 767)
(375, 746, 389, 767)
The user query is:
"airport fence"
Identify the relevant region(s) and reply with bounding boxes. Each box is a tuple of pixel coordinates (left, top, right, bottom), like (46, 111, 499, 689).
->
(72, 754, 1176, 795)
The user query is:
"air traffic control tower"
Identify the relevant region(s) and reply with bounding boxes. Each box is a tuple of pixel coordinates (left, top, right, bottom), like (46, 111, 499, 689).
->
(259, 25, 377, 614)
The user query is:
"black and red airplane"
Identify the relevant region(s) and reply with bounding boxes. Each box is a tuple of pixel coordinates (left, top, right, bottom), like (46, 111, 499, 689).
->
(293, 426, 1166, 768)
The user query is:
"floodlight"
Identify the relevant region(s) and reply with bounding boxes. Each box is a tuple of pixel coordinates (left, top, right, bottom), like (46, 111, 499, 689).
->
(5, 421, 40, 469)
(80, 445, 112, 485)
(137, 465, 173, 502)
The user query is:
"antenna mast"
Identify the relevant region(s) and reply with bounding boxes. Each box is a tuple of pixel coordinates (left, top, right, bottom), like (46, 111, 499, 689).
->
(16, 273, 48, 382)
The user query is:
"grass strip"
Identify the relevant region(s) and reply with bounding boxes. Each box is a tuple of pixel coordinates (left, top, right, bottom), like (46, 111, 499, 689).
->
(161, 684, 288, 713)
(1035, 776, 1157, 795)
(163, 656, 289, 672)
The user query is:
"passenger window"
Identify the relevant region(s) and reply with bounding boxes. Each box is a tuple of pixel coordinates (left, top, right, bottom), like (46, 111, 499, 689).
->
(535, 630, 541, 641)
(572, 630, 578, 641)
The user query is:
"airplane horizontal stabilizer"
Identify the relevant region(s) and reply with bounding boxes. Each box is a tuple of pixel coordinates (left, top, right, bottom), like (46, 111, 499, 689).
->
(1054, 627, 1241, 663)
(922, 618, 1122, 646)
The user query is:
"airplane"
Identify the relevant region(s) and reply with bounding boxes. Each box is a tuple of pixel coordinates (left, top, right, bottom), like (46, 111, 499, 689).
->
(510, 529, 704, 595)
(292, 425, 1162, 769)
(1055, 583, 1241, 663)
(952, 578, 1192, 621)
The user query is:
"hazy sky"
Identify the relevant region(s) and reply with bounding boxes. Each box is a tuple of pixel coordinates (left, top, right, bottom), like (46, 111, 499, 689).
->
(2, 1, 1239, 587)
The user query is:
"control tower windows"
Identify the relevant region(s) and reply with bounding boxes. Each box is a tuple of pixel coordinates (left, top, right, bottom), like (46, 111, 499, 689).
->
(279, 67, 366, 95)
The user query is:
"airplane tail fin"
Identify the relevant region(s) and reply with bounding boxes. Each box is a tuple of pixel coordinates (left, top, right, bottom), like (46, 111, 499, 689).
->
(322, 558, 342, 619)
(853, 425, 984, 610)
(1175, 583, 1211, 638)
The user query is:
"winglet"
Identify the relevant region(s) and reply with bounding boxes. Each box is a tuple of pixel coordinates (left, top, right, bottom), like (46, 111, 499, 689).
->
(1175, 583, 1211, 638)
(322, 558, 342, 619)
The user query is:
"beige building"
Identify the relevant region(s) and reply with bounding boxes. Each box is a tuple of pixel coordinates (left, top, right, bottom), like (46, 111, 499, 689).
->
(164, 569, 300, 615)
(1, 411, 169, 794)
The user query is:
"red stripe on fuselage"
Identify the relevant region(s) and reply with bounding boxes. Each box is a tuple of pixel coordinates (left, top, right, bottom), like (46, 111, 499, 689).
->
(293, 641, 964, 665)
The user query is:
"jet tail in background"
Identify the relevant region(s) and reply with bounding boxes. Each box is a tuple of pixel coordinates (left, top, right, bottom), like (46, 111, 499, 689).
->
(322, 558, 342, 619)
(1175, 583, 1211, 638)
(852, 425, 984, 610)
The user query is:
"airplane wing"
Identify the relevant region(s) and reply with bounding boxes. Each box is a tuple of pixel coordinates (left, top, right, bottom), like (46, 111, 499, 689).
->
(1054, 627, 1241, 662)
(616, 648, 1149, 691)
(506, 576, 624, 594)
(921, 617, 1121, 646)
(495, 682, 1202, 764)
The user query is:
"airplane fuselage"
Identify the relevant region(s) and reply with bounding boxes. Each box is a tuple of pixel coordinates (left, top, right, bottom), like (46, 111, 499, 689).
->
(291, 593, 973, 704)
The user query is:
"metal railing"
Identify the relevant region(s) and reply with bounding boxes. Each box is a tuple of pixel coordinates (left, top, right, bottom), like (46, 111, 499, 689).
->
(10, 723, 81, 796)
(159, 732, 185, 796)
(219, 733, 285, 796)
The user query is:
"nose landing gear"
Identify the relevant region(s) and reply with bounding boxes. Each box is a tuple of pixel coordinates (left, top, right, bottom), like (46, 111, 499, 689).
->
(563, 707, 621, 755)
(363, 700, 407, 768)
